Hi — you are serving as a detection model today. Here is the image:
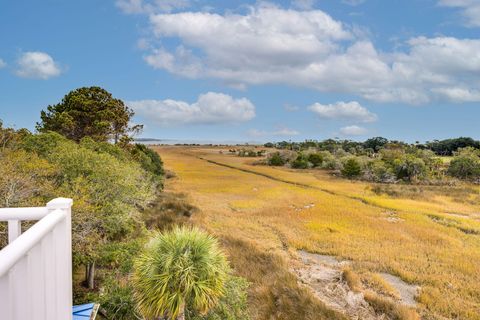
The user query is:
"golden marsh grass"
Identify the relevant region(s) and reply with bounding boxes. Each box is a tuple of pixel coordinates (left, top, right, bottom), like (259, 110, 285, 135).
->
(155, 146, 480, 319)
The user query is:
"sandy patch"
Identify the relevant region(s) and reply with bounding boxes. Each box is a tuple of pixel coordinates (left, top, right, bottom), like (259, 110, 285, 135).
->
(295, 251, 381, 320)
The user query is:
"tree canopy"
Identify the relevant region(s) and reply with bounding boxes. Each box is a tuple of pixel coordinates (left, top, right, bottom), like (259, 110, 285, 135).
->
(426, 137, 480, 156)
(37, 86, 142, 143)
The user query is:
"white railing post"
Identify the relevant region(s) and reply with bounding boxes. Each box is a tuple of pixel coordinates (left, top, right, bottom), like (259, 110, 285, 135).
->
(7, 220, 21, 243)
(47, 198, 73, 320)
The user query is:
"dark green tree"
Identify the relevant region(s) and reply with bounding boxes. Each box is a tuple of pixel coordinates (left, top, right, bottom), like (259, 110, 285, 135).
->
(307, 153, 323, 167)
(448, 148, 480, 179)
(363, 137, 389, 152)
(291, 154, 309, 169)
(37, 87, 142, 143)
(268, 152, 286, 166)
(341, 157, 362, 178)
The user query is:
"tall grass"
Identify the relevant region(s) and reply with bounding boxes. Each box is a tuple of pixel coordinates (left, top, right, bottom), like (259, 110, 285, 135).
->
(155, 146, 480, 319)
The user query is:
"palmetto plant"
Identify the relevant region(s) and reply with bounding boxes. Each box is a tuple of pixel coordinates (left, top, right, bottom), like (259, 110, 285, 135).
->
(132, 226, 229, 320)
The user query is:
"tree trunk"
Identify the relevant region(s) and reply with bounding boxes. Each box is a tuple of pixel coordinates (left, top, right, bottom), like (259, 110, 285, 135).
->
(176, 303, 185, 320)
(86, 262, 95, 289)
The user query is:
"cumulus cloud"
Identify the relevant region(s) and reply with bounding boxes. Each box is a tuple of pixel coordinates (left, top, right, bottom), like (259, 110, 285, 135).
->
(432, 87, 480, 102)
(438, 0, 480, 27)
(0, 58, 6, 68)
(339, 125, 368, 136)
(308, 101, 377, 123)
(129, 92, 255, 126)
(116, 0, 190, 14)
(138, 4, 480, 104)
(15, 52, 62, 79)
(146, 4, 351, 77)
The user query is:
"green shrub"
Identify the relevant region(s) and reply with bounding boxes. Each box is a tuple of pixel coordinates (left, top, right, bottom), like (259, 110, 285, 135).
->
(308, 153, 323, 167)
(319, 151, 338, 170)
(97, 276, 140, 320)
(364, 160, 396, 183)
(393, 155, 427, 182)
(341, 157, 362, 178)
(21, 132, 157, 284)
(238, 149, 258, 157)
(291, 154, 309, 169)
(448, 148, 480, 179)
(130, 143, 165, 178)
(268, 152, 286, 166)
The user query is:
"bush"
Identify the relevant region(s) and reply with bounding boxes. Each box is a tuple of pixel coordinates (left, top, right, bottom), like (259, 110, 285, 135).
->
(448, 148, 480, 180)
(316, 151, 338, 170)
(97, 276, 140, 320)
(341, 157, 362, 178)
(393, 155, 427, 182)
(307, 153, 323, 167)
(364, 160, 396, 183)
(21, 132, 157, 285)
(130, 143, 165, 178)
(291, 154, 309, 169)
(268, 152, 286, 166)
(238, 149, 258, 157)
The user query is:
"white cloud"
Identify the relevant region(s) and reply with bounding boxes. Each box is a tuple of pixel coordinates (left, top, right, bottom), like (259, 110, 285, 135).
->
(339, 125, 368, 136)
(144, 46, 202, 78)
(146, 4, 351, 79)
(140, 4, 480, 104)
(438, 0, 480, 27)
(129, 92, 255, 126)
(0, 58, 6, 68)
(116, 0, 190, 14)
(247, 127, 300, 137)
(15, 52, 62, 79)
(308, 101, 377, 123)
(432, 87, 480, 102)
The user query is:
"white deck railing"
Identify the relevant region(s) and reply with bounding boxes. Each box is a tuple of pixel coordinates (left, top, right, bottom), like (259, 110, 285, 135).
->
(0, 198, 73, 320)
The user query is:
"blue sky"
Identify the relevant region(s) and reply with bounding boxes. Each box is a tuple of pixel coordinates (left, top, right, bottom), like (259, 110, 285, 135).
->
(0, 0, 479, 143)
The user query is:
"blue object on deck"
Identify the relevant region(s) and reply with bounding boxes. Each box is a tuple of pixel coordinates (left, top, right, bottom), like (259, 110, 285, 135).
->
(73, 303, 96, 319)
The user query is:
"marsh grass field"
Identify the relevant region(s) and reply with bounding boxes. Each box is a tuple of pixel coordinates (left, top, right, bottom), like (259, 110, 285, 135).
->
(155, 146, 480, 320)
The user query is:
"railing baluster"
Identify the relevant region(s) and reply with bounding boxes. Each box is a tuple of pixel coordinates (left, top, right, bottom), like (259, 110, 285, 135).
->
(7, 220, 21, 243)
(43, 231, 56, 320)
(0, 274, 11, 319)
(11, 257, 30, 320)
(29, 242, 46, 320)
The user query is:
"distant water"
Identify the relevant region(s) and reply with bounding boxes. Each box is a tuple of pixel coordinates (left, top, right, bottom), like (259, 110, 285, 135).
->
(135, 139, 262, 145)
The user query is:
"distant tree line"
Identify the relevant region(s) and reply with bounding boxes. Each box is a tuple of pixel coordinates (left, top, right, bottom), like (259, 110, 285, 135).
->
(265, 136, 480, 156)
(424, 137, 480, 156)
(264, 137, 480, 183)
